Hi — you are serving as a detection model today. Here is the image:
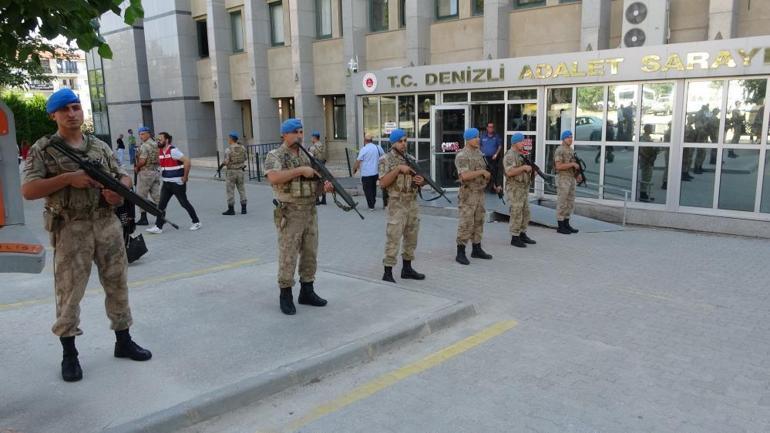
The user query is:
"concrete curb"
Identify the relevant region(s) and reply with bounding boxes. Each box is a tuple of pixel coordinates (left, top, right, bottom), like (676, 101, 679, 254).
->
(103, 301, 477, 433)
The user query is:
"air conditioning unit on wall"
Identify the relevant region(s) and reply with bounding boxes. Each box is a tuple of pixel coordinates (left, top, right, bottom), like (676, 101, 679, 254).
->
(620, 0, 670, 48)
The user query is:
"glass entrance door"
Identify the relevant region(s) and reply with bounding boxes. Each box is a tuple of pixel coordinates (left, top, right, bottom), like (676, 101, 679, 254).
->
(431, 105, 469, 189)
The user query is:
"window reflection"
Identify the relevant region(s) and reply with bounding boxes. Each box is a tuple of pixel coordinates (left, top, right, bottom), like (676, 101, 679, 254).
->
(603, 146, 633, 200)
(418, 94, 434, 139)
(607, 84, 637, 142)
(641, 83, 673, 142)
(362, 96, 379, 139)
(680, 147, 716, 208)
(398, 95, 415, 137)
(762, 152, 770, 213)
(718, 149, 759, 211)
(637, 146, 668, 204)
(684, 81, 723, 144)
(574, 144, 600, 197)
(507, 103, 537, 132)
(380, 96, 397, 140)
(547, 88, 572, 141)
(576, 86, 604, 142)
(725, 79, 766, 145)
(544, 144, 558, 194)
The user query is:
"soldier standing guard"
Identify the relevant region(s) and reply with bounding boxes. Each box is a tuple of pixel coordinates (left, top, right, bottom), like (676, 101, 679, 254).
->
(454, 128, 493, 265)
(221, 131, 248, 215)
(553, 130, 581, 234)
(265, 119, 333, 315)
(133, 126, 161, 225)
(503, 133, 536, 247)
(21, 88, 152, 383)
(379, 128, 426, 282)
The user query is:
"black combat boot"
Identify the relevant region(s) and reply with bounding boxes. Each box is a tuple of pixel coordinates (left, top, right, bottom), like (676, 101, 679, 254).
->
(241, 203, 247, 214)
(60, 336, 83, 382)
(136, 212, 149, 226)
(455, 244, 470, 265)
(510, 235, 526, 248)
(382, 266, 395, 283)
(401, 260, 425, 280)
(471, 243, 492, 259)
(556, 220, 572, 235)
(298, 281, 327, 307)
(114, 329, 152, 361)
(222, 205, 235, 215)
(520, 232, 536, 245)
(565, 219, 579, 233)
(279, 287, 296, 315)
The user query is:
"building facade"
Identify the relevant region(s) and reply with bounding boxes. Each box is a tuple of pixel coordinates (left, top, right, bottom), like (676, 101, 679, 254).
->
(101, 0, 770, 227)
(28, 51, 92, 123)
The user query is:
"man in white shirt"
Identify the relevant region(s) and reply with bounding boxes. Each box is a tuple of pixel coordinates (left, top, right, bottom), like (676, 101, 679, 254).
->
(353, 133, 383, 211)
(146, 132, 202, 233)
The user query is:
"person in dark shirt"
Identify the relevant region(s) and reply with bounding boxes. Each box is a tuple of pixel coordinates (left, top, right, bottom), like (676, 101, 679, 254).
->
(116, 133, 126, 166)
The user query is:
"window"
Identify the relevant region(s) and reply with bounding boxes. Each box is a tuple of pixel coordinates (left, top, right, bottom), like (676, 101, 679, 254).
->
(473, 0, 484, 15)
(332, 96, 346, 139)
(513, 0, 545, 8)
(196, 20, 209, 58)
(39, 58, 52, 73)
(399, 0, 406, 28)
(559, 0, 580, 3)
(436, 0, 458, 19)
(270, 2, 285, 46)
(370, 0, 389, 32)
(317, 0, 332, 39)
(230, 11, 244, 52)
(56, 59, 78, 74)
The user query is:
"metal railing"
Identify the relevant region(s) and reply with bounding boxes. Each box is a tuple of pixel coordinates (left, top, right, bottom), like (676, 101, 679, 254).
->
(538, 172, 632, 226)
(246, 142, 281, 182)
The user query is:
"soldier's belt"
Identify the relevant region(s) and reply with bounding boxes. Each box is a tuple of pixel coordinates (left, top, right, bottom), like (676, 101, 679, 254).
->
(50, 207, 114, 222)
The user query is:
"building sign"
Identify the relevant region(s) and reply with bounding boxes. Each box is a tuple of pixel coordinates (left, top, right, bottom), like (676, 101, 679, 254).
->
(354, 36, 770, 95)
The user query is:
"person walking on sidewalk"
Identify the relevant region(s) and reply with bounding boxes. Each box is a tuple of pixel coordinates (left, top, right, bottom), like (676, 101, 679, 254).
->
(553, 130, 580, 234)
(379, 128, 426, 283)
(454, 128, 493, 265)
(308, 131, 327, 205)
(21, 88, 152, 383)
(115, 134, 125, 165)
(265, 118, 333, 315)
(133, 126, 161, 226)
(221, 131, 248, 215)
(146, 132, 202, 234)
(353, 133, 381, 211)
(504, 133, 536, 247)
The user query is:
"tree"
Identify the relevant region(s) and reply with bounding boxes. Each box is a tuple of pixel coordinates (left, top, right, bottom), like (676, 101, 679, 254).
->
(1, 90, 56, 145)
(0, 0, 144, 87)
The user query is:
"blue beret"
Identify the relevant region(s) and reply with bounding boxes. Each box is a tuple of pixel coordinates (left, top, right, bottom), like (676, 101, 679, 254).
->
(138, 126, 150, 133)
(228, 131, 239, 140)
(463, 128, 479, 141)
(46, 88, 80, 114)
(561, 130, 573, 140)
(389, 128, 406, 143)
(281, 118, 303, 134)
(510, 133, 525, 144)
(311, 130, 321, 138)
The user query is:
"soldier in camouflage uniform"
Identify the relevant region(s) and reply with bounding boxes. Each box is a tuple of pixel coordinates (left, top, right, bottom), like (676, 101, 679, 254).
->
(133, 126, 161, 225)
(309, 131, 327, 205)
(221, 131, 248, 215)
(22, 89, 152, 383)
(379, 128, 426, 283)
(265, 118, 333, 315)
(553, 130, 580, 234)
(503, 133, 536, 247)
(453, 128, 493, 265)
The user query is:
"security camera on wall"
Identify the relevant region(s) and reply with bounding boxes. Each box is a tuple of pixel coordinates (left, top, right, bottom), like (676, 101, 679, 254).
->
(347, 57, 359, 74)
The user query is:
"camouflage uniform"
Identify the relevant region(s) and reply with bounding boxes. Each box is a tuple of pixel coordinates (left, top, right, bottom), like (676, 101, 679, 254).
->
(23, 134, 133, 337)
(503, 148, 531, 235)
(554, 144, 576, 221)
(379, 150, 420, 266)
(224, 143, 248, 206)
(309, 141, 326, 162)
(136, 139, 160, 204)
(454, 146, 487, 245)
(265, 143, 318, 288)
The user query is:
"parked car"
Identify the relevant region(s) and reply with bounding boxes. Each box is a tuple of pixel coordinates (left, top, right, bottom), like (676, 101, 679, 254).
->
(575, 116, 603, 141)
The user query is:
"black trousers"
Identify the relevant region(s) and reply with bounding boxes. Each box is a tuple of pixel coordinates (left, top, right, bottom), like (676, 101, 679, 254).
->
(361, 175, 378, 209)
(155, 182, 200, 229)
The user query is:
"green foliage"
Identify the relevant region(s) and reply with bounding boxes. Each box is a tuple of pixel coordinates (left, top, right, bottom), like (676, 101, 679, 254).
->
(577, 86, 604, 112)
(0, 0, 144, 87)
(1, 90, 56, 145)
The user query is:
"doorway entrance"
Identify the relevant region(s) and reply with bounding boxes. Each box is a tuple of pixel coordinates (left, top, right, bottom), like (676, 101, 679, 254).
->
(431, 105, 469, 189)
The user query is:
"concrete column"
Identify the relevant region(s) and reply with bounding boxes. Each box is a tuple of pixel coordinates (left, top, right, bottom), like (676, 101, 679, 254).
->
(207, 0, 242, 153)
(405, 0, 432, 66)
(342, 0, 368, 147)
(708, 0, 737, 40)
(580, 0, 611, 51)
(244, 0, 281, 143)
(483, 0, 511, 59)
(288, 0, 324, 137)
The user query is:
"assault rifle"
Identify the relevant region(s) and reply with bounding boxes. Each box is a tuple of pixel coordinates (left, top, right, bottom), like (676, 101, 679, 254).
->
(483, 158, 505, 204)
(392, 147, 452, 204)
(573, 153, 587, 187)
(48, 137, 180, 229)
(521, 155, 553, 186)
(298, 143, 364, 220)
